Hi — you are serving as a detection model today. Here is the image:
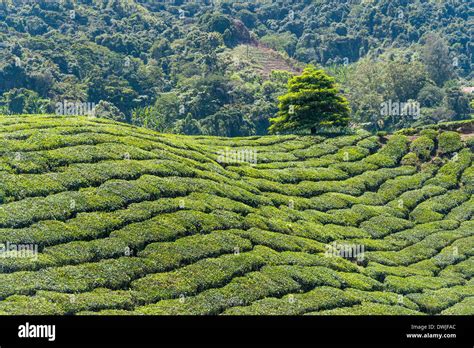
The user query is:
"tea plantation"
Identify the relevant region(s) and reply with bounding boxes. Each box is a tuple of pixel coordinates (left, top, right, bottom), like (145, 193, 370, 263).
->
(0, 115, 472, 315)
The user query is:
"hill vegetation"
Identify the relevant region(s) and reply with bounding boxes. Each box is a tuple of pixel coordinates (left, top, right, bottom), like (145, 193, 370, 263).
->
(0, 115, 472, 315)
(0, 0, 471, 135)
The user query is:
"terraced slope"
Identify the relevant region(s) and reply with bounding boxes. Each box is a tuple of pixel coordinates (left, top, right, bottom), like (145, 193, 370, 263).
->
(232, 44, 302, 77)
(0, 115, 472, 315)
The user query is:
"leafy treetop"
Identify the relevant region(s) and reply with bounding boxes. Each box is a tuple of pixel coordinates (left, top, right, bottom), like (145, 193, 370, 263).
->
(269, 67, 350, 134)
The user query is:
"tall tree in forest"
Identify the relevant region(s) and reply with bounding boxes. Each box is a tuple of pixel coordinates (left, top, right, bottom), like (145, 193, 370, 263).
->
(421, 33, 455, 86)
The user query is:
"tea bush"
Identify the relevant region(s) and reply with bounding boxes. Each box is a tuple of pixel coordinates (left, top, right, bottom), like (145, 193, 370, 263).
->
(0, 116, 471, 315)
(410, 136, 434, 161)
(438, 131, 463, 154)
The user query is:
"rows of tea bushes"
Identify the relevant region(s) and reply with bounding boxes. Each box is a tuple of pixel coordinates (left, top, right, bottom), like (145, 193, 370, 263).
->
(0, 115, 472, 315)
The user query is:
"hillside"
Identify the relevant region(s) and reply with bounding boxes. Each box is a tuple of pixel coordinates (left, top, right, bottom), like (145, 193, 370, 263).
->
(0, 115, 472, 315)
(0, 0, 471, 136)
(231, 44, 302, 77)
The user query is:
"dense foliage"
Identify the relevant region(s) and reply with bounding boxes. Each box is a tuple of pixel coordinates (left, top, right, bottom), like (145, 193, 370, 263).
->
(0, 115, 472, 315)
(269, 67, 350, 134)
(0, 0, 472, 135)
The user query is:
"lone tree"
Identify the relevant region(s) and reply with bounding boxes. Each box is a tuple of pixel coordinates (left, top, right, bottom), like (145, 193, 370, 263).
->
(269, 66, 350, 134)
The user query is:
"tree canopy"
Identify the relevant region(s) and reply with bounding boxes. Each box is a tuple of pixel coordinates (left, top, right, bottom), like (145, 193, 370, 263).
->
(269, 67, 350, 134)
(0, 0, 471, 135)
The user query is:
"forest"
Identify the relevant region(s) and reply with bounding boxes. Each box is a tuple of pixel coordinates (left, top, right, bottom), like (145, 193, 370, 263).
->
(0, 0, 472, 135)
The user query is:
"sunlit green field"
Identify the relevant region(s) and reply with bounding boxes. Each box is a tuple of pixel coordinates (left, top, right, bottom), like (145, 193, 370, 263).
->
(0, 115, 472, 315)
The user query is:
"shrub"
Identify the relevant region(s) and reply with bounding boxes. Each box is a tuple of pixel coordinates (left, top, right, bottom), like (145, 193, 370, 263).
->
(332, 161, 378, 175)
(410, 136, 434, 161)
(465, 137, 474, 151)
(360, 215, 413, 238)
(280, 265, 342, 289)
(441, 297, 474, 315)
(336, 272, 383, 291)
(461, 165, 474, 193)
(0, 257, 157, 299)
(401, 152, 418, 166)
(446, 197, 474, 221)
(231, 228, 325, 253)
(139, 230, 253, 265)
(407, 286, 474, 314)
(131, 249, 267, 303)
(309, 192, 356, 211)
(410, 190, 470, 223)
(293, 143, 339, 158)
(36, 288, 134, 314)
(440, 257, 474, 279)
(332, 146, 370, 162)
(0, 295, 65, 315)
(269, 251, 359, 272)
(425, 149, 472, 189)
(345, 288, 420, 310)
(368, 227, 471, 267)
(438, 131, 462, 154)
(386, 220, 459, 247)
(385, 275, 464, 294)
(43, 238, 130, 266)
(356, 136, 380, 151)
(222, 286, 360, 315)
(376, 169, 434, 203)
(364, 262, 433, 279)
(134, 267, 302, 315)
(419, 129, 438, 140)
(312, 302, 423, 315)
(388, 185, 446, 213)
